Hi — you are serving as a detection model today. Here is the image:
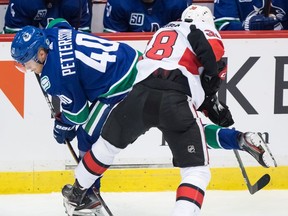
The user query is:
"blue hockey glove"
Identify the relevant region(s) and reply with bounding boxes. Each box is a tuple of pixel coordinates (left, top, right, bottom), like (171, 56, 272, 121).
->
(244, 14, 283, 30)
(53, 113, 76, 144)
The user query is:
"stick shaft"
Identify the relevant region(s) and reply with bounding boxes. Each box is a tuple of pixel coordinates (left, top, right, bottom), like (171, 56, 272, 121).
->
(35, 73, 113, 215)
(233, 149, 270, 194)
(233, 150, 252, 189)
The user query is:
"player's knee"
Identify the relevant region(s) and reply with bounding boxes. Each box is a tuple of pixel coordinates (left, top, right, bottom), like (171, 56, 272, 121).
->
(91, 136, 122, 165)
(101, 116, 131, 149)
(101, 102, 141, 148)
(103, 135, 130, 149)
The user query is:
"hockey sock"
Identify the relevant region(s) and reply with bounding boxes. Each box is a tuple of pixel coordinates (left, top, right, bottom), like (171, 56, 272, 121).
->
(75, 136, 121, 188)
(172, 166, 210, 216)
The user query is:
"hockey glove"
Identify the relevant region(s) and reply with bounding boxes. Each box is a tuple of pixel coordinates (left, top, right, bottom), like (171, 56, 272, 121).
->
(244, 14, 283, 30)
(53, 113, 76, 144)
(201, 59, 227, 97)
(199, 95, 234, 127)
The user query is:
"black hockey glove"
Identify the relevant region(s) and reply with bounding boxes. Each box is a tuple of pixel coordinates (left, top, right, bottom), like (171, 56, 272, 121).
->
(53, 113, 76, 144)
(198, 95, 234, 127)
(201, 59, 227, 97)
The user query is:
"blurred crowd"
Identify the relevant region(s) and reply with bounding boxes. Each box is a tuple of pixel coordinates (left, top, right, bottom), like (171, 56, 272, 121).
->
(2, 0, 288, 34)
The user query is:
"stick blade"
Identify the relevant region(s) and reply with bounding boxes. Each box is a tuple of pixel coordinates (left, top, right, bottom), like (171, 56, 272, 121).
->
(249, 174, 271, 195)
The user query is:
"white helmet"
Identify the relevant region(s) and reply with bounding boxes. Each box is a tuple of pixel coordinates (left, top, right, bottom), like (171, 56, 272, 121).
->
(181, 5, 215, 27)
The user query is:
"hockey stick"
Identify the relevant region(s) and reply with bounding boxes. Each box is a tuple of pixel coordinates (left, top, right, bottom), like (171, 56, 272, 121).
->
(162, 132, 270, 195)
(34, 74, 79, 162)
(233, 149, 270, 195)
(34, 73, 114, 216)
(92, 187, 114, 216)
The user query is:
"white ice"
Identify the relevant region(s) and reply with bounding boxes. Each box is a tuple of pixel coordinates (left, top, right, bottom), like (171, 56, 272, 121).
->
(0, 190, 287, 216)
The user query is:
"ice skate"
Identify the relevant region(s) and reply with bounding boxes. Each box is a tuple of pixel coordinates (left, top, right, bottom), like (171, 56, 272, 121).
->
(62, 180, 102, 216)
(63, 183, 105, 216)
(238, 132, 277, 168)
(72, 193, 104, 216)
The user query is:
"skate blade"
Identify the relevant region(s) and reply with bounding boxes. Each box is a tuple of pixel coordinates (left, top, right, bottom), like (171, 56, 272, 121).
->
(73, 206, 105, 216)
(63, 197, 76, 216)
(257, 133, 278, 167)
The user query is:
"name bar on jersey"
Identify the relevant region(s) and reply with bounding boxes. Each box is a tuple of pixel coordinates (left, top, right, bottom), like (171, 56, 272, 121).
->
(58, 29, 76, 77)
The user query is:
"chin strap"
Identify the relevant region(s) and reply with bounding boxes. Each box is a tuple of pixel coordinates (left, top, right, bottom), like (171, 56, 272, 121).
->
(34, 48, 49, 65)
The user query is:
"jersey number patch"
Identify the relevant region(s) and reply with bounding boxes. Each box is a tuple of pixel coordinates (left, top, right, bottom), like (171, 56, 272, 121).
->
(146, 30, 178, 60)
(75, 33, 119, 73)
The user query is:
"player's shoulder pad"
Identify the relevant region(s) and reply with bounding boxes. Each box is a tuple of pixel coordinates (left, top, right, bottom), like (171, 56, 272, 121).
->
(46, 18, 72, 30)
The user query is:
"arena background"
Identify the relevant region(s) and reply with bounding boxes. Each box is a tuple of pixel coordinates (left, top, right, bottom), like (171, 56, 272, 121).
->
(0, 0, 287, 194)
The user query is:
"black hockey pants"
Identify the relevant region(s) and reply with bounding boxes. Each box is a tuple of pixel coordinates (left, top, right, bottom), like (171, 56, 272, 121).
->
(101, 75, 208, 167)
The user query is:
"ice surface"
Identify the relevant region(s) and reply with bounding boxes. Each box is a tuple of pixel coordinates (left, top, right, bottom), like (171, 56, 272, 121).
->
(0, 190, 287, 216)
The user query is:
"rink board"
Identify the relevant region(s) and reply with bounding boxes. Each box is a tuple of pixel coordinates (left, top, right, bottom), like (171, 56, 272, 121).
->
(0, 166, 287, 193)
(0, 31, 288, 193)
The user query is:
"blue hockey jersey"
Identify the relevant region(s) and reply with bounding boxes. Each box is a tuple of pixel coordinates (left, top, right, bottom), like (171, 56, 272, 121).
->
(40, 19, 141, 125)
(103, 0, 189, 32)
(4, 0, 91, 33)
(214, 0, 287, 30)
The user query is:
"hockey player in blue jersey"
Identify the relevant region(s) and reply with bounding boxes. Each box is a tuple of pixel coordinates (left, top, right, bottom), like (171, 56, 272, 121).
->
(11, 18, 141, 216)
(214, 0, 288, 30)
(103, 0, 189, 32)
(11, 16, 275, 215)
(3, 0, 91, 33)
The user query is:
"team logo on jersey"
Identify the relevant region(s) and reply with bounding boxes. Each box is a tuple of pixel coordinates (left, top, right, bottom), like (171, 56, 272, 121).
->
(129, 13, 144, 26)
(187, 145, 196, 153)
(58, 95, 72, 105)
(151, 23, 160, 32)
(219, 70, 227, 80)
(41, 76, 51, 91)
(34, 9, 47, 21)
(23, 33, 32, 42)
